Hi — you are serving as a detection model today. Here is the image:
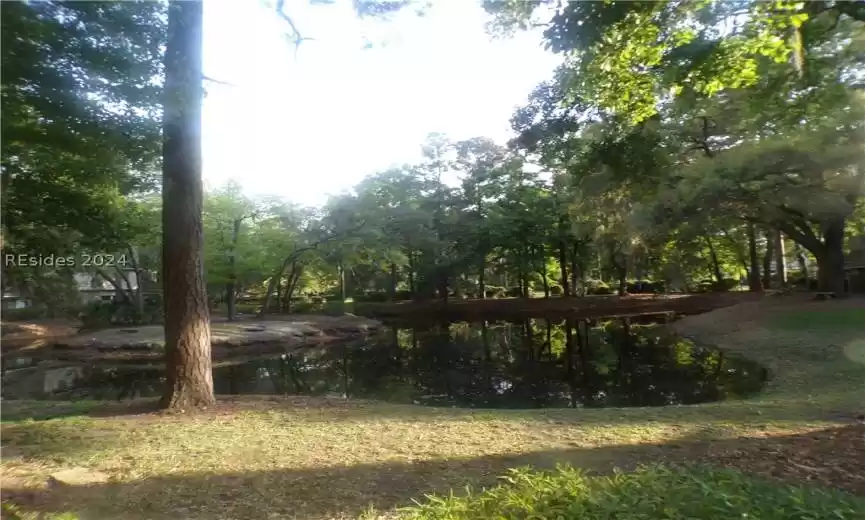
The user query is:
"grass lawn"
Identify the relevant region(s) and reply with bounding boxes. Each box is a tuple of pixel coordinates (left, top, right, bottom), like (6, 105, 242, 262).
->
(2, 295, 864, 519)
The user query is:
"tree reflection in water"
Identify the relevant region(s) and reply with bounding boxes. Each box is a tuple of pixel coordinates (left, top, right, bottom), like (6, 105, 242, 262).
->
(22, 318, 766, 408)
(213, 318, 766, 409)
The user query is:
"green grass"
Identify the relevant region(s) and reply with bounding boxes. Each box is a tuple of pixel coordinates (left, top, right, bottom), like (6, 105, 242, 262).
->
(771, 307, 865, 330)
(396, 465, 865, 520)
(2, 298, 864, 519)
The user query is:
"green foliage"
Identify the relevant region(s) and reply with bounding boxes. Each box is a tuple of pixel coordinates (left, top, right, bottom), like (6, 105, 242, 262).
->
(399, 464, 865, 520)
(1, 1, 164, 255)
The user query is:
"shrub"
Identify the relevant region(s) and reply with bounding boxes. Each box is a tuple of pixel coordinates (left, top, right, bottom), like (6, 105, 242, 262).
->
(584, 280, 613, 295)
(505, 286, 523, 297)
(79, 300, 162, 329)
(549, 285, 563, 296)
(352, 292, 389, 303)
(398, 464, 865, 520)
(626, 280, 658, 294)
(1, 306, 49, 321)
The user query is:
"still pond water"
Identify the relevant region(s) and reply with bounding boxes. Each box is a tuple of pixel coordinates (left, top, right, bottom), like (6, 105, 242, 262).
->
(2, 318, 766, 408)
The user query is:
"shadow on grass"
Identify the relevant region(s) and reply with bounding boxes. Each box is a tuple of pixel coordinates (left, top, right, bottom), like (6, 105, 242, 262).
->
(1, 399, 161, 422)
(3, 423, 863, 520)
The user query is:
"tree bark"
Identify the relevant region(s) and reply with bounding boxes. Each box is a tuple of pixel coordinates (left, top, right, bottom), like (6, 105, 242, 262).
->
(558, 240, 570, 297)
(795, 243, 810, 280)
(774, 230, 787, 285)
(160, 0, 214, 410)
(407, 251, 415, 297)
(814, 217, 847, 294)
(389, 263, 397, 301)
(538, 247, 550, 298)
(226, 217, 241, 321)
(127, 246, 145, 318)
(478, 253, 486, 299)
(762, 228, 775, 290)
(336, 261, 346, 302)
(746, 222, 762, 292)
(570, 243, 580, 296)
(705, 235, 724, 283)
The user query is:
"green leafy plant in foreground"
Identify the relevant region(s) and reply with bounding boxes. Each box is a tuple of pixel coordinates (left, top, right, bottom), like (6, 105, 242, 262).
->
(398, 464, 865, 520)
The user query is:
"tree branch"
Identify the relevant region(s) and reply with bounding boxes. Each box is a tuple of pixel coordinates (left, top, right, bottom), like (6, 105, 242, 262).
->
(94, 268, 133, 305)
(202, 75, 236, 87)
(275, 0, 316, 59)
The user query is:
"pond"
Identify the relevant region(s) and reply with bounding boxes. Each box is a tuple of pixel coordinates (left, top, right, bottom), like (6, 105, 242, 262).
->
(1, 318, 767, 408)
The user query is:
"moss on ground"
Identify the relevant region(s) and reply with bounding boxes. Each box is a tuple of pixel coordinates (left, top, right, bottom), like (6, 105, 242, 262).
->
(2, 296, 863, 519)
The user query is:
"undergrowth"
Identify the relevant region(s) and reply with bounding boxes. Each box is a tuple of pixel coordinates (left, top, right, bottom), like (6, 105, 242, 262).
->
(396, 464, 865, 520)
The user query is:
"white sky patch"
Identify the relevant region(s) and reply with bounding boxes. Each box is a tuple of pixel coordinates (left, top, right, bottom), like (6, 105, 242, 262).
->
(201, 0, 560, 205)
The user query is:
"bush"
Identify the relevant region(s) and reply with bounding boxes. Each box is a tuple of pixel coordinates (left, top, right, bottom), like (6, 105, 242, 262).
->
(626, 280, 658, 294)
(695, 278, 741, 293)
(505, 286, 523, 297)
(584, 280, 613, 295)
(79, 300, 162, 330)
(1, 306, 49, 321)
(549, 285, 563, 296)
(398, 464, 865, 520)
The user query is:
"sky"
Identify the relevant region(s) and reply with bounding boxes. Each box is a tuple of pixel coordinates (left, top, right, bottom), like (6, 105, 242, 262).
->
(201, 0, 560, 206)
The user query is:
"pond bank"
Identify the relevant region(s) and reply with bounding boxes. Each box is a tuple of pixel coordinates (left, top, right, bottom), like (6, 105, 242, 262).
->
(356, 291, 762, 321)
(1, 314, 381, 364)
(2, 295, 863, 519)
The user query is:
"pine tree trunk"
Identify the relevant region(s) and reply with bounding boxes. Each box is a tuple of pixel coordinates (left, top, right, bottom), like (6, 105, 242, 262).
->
(762, 228, 775, 290)
(558, 240, 570, 297)
(160, 0, 214, 410)
(746, 222, 762, 292)
(478, 253, 486, 299)
(796, 244, 810, 280)
(407, 251, 415, 297)
(389, 263, 397, 301)
(705, 235, 724, 283)
(226, 218, 241, 321)
(338, 262, 346, 302)
(774, 230, 787, 285)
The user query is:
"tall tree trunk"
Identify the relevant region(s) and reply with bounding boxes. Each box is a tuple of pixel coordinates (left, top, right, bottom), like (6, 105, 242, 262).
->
(795, 243, 810, 280)
(704, 235, 724, 283)
(570, 243, 580, 296)
(338, 261, 346, 302)
(127, 246, 145, 319)
(407, 251, 415, 297)
(558, 240, 570, 297)
(762, 228, 775, 290)
(478, 253, 486, 299)
(814, 217, 847, 294)
(617, 265, 627, 296)
(389, 263, 397, 301)
(226, 217, 241, 321)
(539, 248, 550, 298)
(612, 250, 627, 296)
(160, 0, 214, 409)
(746, 222, 762, 292)
(774, 230, 787, 285)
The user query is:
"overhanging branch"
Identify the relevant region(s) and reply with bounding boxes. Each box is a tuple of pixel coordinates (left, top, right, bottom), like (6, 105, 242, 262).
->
(275, 0, 316, 58)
